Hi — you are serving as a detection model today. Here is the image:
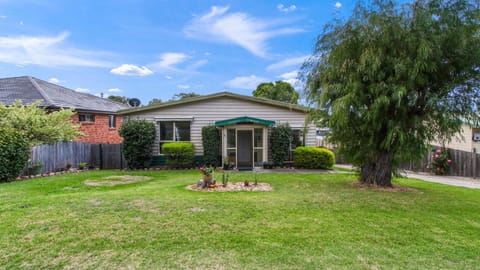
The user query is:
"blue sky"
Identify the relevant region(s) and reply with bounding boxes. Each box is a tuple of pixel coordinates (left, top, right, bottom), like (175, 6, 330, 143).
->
(0, 0, 358, 104)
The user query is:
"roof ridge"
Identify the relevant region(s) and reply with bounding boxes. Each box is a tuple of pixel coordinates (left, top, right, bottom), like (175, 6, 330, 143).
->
(27, 76, 54, 106)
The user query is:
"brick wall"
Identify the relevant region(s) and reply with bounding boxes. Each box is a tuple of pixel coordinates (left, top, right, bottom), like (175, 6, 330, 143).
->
(72, 113, 124, 144)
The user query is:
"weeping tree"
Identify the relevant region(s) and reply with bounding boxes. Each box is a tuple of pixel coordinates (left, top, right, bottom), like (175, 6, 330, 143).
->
(302, 0, 480, 187)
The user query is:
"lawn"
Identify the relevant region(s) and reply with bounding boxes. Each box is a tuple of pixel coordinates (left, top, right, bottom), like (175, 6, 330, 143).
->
(0, 170, 479, 269)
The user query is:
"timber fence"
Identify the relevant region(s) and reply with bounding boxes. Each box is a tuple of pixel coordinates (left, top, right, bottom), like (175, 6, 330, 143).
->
(31, 142, 123, 173)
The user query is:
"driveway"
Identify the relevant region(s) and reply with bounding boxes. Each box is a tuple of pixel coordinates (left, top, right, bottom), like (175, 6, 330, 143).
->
(335, 164, 480, 189)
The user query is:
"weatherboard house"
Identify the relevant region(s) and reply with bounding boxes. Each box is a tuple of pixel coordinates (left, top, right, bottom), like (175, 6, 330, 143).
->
(119, 92, 317, 169)
(0, 76, 129, 143)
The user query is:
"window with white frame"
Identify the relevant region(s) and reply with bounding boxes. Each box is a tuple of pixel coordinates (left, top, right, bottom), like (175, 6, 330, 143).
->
(108, 115, 116, 128)
(158, 121, 191, 154)
(78, 114, 95, 123)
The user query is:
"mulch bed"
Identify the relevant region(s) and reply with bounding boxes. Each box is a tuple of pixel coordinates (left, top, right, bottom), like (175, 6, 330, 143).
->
(187, 182, 273, 192)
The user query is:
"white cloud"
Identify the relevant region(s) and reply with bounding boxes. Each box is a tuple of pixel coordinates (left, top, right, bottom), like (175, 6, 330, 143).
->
(110, 64, 153, 76)
(75, 87, 90, 93)
(165, 75, 172, 80)
(154, 52, 187, 69)
(19, 21, 23, 25)
(225, 75, 269, 90)
(0, 32, 112, 67)
(0, 15, 6, 19)
(279, 70, 300, 87)
(177, 84, 191, 90)
(48, 77, 60, 84)
(266, 55, 308, 70)
(184, 6, 303, 58)
(335, 2, 342, 8)
(107, 88, 121, 93)
(277, 4, 297, 12)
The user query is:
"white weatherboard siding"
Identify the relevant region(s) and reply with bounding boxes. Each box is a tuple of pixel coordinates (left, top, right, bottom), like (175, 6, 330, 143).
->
(126, 96, 316, 155)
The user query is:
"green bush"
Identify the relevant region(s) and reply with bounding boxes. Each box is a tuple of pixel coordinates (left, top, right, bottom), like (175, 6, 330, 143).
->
(162, 142, 195, 168)
(294, 147, 335, 169)
(119, 120, 156, 169)
(202, 125, 220, 166)
(270, 124, 293, 166)
(0, 127, 30, 182)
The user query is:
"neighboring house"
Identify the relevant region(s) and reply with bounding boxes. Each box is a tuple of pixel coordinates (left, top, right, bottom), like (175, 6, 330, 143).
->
(432, 122, 480, 153)
(0, 76, 129, 144)
(119, 92, 317, 169)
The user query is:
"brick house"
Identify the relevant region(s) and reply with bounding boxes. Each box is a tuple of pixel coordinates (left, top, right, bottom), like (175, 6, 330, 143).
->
(0, 76, 129, 143)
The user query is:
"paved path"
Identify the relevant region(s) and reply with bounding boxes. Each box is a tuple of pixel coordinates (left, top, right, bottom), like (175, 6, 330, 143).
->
(335, 164, 480, 189)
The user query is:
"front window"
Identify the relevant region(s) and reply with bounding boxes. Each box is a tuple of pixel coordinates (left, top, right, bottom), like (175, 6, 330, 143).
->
(79, 114, 95, 123)
(159, 121, 191, 154)
(108, 115, 116, 128)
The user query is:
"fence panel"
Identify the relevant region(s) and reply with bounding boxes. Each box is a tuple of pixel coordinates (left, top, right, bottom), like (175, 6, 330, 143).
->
(31, 142, 122, 173)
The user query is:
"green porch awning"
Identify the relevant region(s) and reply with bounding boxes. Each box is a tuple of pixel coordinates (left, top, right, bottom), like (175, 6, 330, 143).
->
(215, 116, 275, 127)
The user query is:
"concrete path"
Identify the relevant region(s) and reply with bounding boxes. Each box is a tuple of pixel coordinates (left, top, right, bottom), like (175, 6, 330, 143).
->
(335, 164, 480, 189)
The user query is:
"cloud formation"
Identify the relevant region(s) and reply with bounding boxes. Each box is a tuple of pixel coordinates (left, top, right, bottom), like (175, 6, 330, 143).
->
(0, 32, 112, 67)
(110, 64, 153, 76)
(177, 84, 191, 90)
(225, 75, 269, 90)
(277, 4, 297, 12)
(184, 6, 303, 58)
(75, 87, 90, 93)
(266, 55, 308, 70)
(155, 52, 187, 69)
(279, 70, 300, 87)
(335, 2, 342, 8)
(49, 77, 60, 84)
(107, 88, 121, 93)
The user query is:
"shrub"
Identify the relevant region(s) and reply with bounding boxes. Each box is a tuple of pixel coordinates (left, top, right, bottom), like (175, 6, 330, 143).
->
(431, 146, 452, 175)
(294, 146, 335, 169)
(119, 120, 156, 169)
(202, 125, 220, 166)
(162, 142, 195, 168)
(271, 124, 293, 166)
(0, 127, 30, 182)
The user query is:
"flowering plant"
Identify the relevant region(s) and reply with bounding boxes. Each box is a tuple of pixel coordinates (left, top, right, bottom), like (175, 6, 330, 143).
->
(200, 165, 213, 176)
(431, 146, 452, 175)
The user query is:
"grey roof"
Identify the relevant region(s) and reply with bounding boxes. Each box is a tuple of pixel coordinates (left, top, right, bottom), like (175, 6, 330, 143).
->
(119, 91, 309, 114)
(0, 76, 129, 113)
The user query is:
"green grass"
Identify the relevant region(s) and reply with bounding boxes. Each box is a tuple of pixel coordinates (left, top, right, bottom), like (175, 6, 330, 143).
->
(1, 170, 479, 269)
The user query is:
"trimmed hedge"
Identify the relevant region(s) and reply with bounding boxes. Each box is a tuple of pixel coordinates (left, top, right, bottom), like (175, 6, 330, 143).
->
(202, 125, 220, 166)
(294, 146, 335, 169)
(0, 127, 30, 182)
(119, 120, 156, 169)
(162, 142, 195, 168)
(270, 124, 293, 166)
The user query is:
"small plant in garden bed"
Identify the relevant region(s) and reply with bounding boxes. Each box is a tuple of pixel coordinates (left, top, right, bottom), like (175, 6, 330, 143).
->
(431, 146, 452, 175)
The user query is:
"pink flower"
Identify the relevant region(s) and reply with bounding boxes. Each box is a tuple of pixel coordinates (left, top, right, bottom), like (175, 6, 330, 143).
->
(436, 149, 441, 153)
(431, 155, 435, 158)
(435, 154, 439, 158)
(437, 167, 441, 171)
(447, 159, 452, 163)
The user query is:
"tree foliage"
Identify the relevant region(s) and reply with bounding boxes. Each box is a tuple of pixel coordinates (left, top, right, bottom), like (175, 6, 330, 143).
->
(148, 98, 163, 106)
(301, 0, 480, 186)
(0, 101, 82, 146)
(108, 95, 130, 104)
(0, 127, 30, 182)
(162, 142, 195, 168)
(171, 92, 200, 101)
(119, 120, 156, 169)
(253, 81, 299, 104)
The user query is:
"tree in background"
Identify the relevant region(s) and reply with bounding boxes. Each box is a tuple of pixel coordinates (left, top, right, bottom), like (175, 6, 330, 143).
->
(0, 127, 30, 182)
(119, 120, 156, 169)
(0, 101, 82, 146)
(253, 81, 299, 104)
(148, 98, 163, 106)
(171, 92, 200, 101)
(108, 95, 130, 104)
(301, 0, 480, 187)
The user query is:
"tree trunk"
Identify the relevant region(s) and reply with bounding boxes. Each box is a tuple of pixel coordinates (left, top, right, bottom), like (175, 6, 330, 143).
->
(360, 151, 393, 187)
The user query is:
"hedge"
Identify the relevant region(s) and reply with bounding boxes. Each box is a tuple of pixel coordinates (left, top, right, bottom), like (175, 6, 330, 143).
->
(294, 146, 335, 169)
(162, 142, 195, 168)
(119, 120, 156, 169)
(0, 127, 30, 182)
(202, 125, 220, 166)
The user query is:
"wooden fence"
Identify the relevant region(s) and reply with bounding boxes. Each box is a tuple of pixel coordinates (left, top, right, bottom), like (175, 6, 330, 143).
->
(31, 142, 123, 173)
(400, 146, 480, 178)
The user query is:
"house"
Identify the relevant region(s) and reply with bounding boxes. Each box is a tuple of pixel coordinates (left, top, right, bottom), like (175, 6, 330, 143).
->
(0, 76, 129, 143)
(119, 92, 317, 169)
(433, 122, 480, 153)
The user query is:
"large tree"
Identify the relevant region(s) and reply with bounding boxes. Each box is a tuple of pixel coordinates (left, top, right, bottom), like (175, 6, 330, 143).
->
(302, 0, 480, 187)
(253, 81, 299, 104)
(170, 92, 200, 101)
(108, 95, 130, 104)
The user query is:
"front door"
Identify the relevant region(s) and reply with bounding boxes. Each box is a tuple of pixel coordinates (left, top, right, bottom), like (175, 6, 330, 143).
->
(237, 130, 253, 170)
